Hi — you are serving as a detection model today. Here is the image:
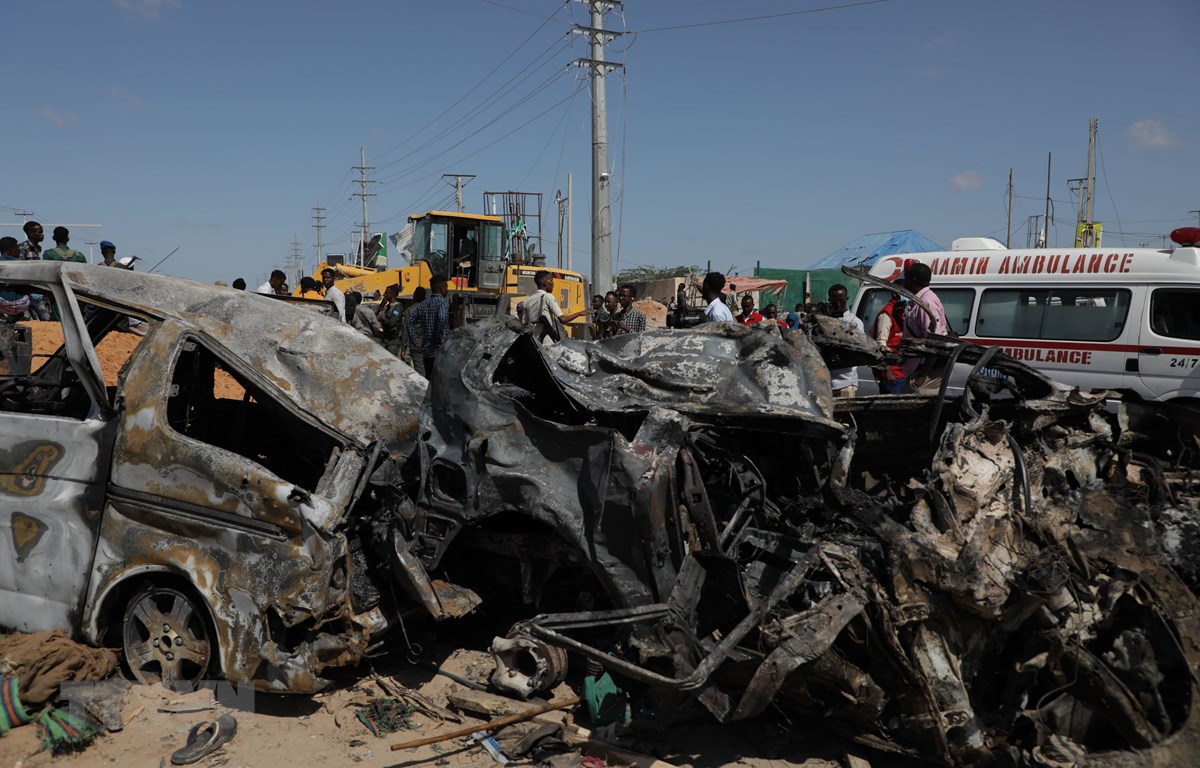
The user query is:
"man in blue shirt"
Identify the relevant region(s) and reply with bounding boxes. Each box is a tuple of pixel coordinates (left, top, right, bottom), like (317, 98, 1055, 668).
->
(407, 275, 450, 380)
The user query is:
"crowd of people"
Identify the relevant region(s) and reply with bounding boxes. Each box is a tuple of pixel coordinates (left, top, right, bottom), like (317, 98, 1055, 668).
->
(697, 266, 945, 396)
(242, 266, 446, 381)
(2, 229, 944, 393)
(1, 220, 139, 323)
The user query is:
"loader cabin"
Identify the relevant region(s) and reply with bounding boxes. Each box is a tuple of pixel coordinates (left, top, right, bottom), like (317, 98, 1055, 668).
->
(408, 211, 505, 291)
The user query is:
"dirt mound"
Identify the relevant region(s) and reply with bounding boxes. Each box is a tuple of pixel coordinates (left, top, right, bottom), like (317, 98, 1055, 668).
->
(25, 320, 141, 387)
(22, 320, 242, 398)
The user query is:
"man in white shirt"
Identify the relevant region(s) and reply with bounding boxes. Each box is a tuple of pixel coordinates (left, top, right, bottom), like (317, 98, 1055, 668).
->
(702, 272, 734, 323)
(321, 268, 346, 321)
(523, 270, 590, 343)
(827, 284, 865, 398)
(257, 270, 286, 295)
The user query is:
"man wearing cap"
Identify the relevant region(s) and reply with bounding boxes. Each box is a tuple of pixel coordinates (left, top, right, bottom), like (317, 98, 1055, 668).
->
(17, 222, 51, 320)
(43, 227, 87, 263)
(99, 241, 119, 267)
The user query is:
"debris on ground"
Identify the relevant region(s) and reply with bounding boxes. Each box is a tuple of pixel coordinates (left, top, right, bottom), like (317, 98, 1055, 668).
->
(169, 712, 237, 765)
(408, 319, 1200, 766)
(0, 630, 117, 709)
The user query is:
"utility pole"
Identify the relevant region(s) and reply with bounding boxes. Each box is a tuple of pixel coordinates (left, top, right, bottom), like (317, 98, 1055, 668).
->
(572, 1, 623, 294)
(85, 241, 99, 264)
(1069, 118, 1100, 247)
(1026, 216, 1043, 249)
(1042, 152, 1052, 248)
(567, 171, 573, 272)
(312, 206, 326, 269)
(1006, 168, 1013, 248)
(554, 188, 567, 267)
(353, 147, 376, 266)
(442, 174, 476, 213)
(1084, 118, 1096, 226)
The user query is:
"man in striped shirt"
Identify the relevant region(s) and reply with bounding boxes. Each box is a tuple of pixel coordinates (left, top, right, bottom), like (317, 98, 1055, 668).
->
(609, 283, 646, 335)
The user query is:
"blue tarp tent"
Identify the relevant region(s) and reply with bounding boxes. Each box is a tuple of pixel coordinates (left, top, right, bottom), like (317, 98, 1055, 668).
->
(806, 230, 944, 270)
(757, 230, 945, 308)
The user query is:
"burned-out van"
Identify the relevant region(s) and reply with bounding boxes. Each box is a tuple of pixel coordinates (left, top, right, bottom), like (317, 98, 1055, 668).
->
(0, 262, 436, 693)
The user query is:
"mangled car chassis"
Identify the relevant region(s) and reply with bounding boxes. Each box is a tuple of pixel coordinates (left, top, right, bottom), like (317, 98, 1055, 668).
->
(3, 263, 1200, 765)
(405, 318, 1200, 765)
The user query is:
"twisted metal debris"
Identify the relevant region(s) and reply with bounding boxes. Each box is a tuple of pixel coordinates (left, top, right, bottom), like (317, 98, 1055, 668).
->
(408, 317, 1200, 766)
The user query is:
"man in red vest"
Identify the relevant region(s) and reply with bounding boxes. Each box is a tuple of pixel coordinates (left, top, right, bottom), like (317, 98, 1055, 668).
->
(872, 293, 907, 394)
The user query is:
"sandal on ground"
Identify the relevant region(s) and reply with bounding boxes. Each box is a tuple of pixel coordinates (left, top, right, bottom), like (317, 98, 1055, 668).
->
(170, 713, 238, 765)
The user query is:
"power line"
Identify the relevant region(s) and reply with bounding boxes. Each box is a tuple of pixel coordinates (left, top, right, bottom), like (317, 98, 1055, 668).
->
(518, 81, 581, 189)
(374, 41, 571, 182)
(481, 0, 573, 24)
(375, 68, 572, 190)
(416, 84, 586, 189)
(374, 2, 571, 166)
(629, 0, 892, 33)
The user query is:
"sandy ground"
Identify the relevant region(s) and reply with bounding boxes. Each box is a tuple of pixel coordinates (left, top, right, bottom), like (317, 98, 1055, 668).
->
(0, 642, 884, 768)
(24, 320, 244, 398)
(22, 320, 140, 386)
(5, 320, 905, 767)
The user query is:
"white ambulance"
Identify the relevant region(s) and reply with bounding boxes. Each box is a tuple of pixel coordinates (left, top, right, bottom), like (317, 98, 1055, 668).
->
(850, 228, 1200, 404)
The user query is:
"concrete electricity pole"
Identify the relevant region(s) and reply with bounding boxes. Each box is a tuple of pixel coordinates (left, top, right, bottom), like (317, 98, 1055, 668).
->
(312, 206, 326, 269)
(572, 1, 623, 295)
(567, 171, 573, 272)
(442, 174, 476, 213)
(353, 148, 376, 266)
(1042, 153, 1052, 248)
(1069, 118, 1099, 247)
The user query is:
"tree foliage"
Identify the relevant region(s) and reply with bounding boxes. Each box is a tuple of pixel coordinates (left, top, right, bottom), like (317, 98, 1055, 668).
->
(613, 264, 700, 285)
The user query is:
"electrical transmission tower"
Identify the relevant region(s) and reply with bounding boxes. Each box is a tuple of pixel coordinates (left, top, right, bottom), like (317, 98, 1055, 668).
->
(290, 236, 303, 284)
(312, 206, 326, 269)
(571, 0, 623, 294)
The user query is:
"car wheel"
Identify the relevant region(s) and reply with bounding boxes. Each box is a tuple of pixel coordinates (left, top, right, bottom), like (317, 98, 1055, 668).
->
(122, 584, 213, 687)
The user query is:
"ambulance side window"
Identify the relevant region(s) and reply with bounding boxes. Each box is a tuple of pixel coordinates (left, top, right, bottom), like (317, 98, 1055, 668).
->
(855, 288, 893, 328)
(976, 288, 1130, 342)
(934, 289, 975, 336)
(1150, 289, 1200, 341)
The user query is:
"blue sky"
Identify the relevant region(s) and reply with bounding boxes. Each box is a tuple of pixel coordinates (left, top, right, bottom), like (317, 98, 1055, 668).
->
(4, 0, 1198, 286)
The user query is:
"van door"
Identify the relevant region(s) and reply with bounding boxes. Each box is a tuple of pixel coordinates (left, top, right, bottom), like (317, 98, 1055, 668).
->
(1138, 287, 1200, 402)
(0, 282, 116, 634)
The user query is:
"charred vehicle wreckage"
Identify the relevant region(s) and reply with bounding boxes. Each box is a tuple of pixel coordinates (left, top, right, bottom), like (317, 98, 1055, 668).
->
(3, 263, 1200, 765)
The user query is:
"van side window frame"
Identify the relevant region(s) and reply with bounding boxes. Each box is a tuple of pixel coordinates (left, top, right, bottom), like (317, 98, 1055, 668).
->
(1149, 288, 1200, 342)
(975, 287, 1132, 343)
